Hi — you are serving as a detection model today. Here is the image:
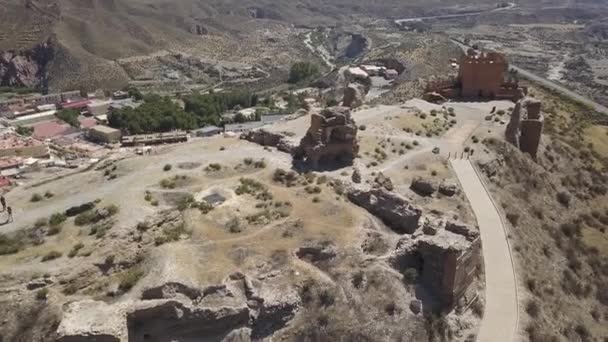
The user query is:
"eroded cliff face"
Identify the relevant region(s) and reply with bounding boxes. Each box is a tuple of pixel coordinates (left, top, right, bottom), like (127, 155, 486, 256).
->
(0, 40, 54, 88)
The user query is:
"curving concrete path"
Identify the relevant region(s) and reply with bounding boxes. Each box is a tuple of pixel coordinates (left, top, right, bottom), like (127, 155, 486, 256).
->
(450, 159, 518, 342)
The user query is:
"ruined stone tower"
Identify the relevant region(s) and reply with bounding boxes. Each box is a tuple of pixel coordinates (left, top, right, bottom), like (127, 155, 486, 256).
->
(458, 52, 506, 99)
(506, 97, 544, 158)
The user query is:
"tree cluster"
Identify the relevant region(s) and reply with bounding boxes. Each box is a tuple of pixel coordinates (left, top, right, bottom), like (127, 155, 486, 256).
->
(183, 90, 258, 126)
(56, 109, 80, 128)
(288, 62, 320, 84)
(108, 95, 197, 134)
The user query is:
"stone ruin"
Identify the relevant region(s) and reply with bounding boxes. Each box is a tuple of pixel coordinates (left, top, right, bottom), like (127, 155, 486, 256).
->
(241, 129, 297, 154)
(347, 186, 480, 307)
(294, 106, 359, 169)
(506, 96, 544, 158)
(425, 50, 525, 102)
(391, 219, 481, 307)
(348, 188, 422, 234)
(56, 272, 300, 342)
(342, 83, 366, 108)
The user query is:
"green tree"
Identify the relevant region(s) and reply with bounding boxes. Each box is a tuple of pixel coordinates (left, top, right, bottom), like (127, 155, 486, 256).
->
(288, 62, 320, 84)
(15, 126, 34, 136)
(56, 109, 80, 128)
(183, 90, 259, 126)
(108, 96, 197, 134)
(126, 87, 144, 101)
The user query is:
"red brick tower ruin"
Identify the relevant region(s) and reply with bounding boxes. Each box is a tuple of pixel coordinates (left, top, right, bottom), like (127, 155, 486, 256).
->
(458, 52, 506, 99)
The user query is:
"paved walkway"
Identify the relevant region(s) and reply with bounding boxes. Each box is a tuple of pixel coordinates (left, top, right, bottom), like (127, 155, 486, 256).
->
(450, 159, 518, 342)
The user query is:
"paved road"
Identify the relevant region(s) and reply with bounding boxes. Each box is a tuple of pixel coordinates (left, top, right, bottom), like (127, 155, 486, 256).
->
(395, 3, 515, 24)
(450, 38, 608, 116)
(450, 159, 518, 342)
(509, 65, 608, 115)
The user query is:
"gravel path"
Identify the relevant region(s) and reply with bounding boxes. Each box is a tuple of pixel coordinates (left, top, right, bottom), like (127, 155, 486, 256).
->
(451, 158, 518, 342)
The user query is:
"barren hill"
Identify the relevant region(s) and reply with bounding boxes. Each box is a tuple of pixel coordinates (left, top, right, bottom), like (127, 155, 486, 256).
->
(0, 0, 510, 91)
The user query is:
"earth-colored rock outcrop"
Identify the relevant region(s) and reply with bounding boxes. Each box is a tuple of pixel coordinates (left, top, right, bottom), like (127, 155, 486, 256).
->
(347, 187, 422, 234)
(410, 177, 436, 196)
(342, 82, 366, 108)
(0, 40, 54, 87)
(294, 106, 359, 169)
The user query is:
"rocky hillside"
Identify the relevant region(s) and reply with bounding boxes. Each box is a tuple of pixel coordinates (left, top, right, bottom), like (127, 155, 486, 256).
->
(0, 0, 507, 91)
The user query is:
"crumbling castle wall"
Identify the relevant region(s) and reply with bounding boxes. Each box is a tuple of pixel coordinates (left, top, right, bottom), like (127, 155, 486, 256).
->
(392, 221, 480, 307)
(347, 188, 422, 234)
(506, 98, 544, 158)
(294, 106, 359, 169)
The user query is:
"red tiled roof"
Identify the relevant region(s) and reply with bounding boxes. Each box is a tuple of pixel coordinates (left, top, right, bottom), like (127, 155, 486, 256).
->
(61, 99, 90, 109)
(0, 176, 11, 187)
(32, 120, 70, 139)
(79, 117, 97, 129)
(0, 157, 22, 169)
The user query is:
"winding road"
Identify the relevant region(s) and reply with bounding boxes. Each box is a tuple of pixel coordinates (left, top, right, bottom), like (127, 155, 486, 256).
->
(395, 3, 516, 24)
(451, 159, 518, 342)
(509, 65, 608, 115)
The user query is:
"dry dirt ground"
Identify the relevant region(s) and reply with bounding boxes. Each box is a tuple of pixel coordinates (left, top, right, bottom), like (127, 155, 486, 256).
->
(0, 99, 500, 341)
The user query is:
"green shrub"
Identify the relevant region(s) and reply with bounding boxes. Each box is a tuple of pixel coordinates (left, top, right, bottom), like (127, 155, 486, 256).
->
(227, 217, 242, 233)
(253, 160, 266, 168)
(104, 204, 119, 216)
(35, 288, 49, 300)
(30, 193, 43, 202)
(47, 225, 62, 236)
(160, 178, 176, 189)
(41, 251, 62, 262)
(49, 213, 66, 227)
(75, 211, 97, 226)
(34, 218, 48, 229)
(62, 283, 78, 295)
(44, 191, 54, 198)
(155, 236, 168, 246)
(205, 163, 222, 172)
(288, 61, 320, 84)
(67, 243, 84, 258)
(163, 164, 172, 171)
(118, 269, 145, 291)
(0, 232, 26, 255)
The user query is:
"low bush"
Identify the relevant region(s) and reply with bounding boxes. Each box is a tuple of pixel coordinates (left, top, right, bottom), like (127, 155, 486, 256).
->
(34, 218, 47, 229)
(30, 193, 43, 202)
(75, 210, 97, 226)
(118, 269, 144, 291)
(48, 213, 66, 227)
(35, 288, 48, 300)
(163, 164, 172, 171)
(41, 251, 62, 262)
